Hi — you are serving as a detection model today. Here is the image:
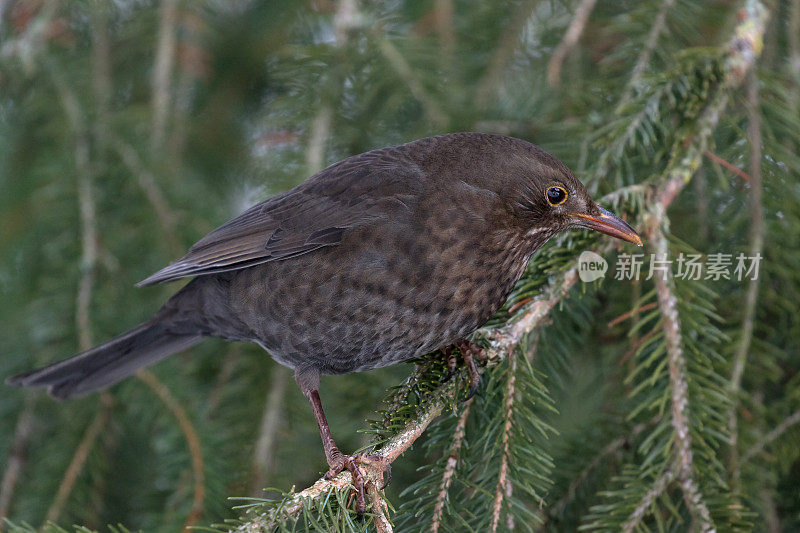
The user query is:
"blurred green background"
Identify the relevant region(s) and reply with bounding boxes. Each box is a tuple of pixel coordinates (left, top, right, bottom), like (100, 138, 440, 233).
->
(1, 0, 799, 531)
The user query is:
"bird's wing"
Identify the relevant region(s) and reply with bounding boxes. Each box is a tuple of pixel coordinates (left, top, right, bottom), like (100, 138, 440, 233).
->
(137, 148, 424, 286)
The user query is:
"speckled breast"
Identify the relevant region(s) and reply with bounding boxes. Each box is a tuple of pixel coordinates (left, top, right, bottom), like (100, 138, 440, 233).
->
(229, 213, 534, 376)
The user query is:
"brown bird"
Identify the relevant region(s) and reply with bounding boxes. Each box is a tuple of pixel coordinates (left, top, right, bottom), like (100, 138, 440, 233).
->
(7, 132, 641, 512)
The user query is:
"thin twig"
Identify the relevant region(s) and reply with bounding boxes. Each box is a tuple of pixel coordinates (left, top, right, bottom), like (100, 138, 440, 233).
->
(306, 0, 356, 174)
(546, 0, 597, 87)
(0, 396, 36, 530)
(433, 0, 455, 68)
(789, 0, 800, 93)
(306, 107, 333, 175)
(728, 70, 764, 485)
(45, 61, 112, 527)
(608, 302, 658, 328)
(619, 0, 677, 106)
(621, 469, 675, 533)
(430, 398, 472, 533)
(703, 150, 751, 182)
(90, 3, 112, 156)
(45, 399, 113, 525)
(550, 417, 659, 517)
(742, 408, 800, 463)
(137, 369, 205, 530)
(206, 347, 242, 417)
(250, 366, 290, 496)
(475, 0, 539, 106)
(377, 38, 448, 127)
(151, 0, 179, 153)
(110, 135, 182, 255)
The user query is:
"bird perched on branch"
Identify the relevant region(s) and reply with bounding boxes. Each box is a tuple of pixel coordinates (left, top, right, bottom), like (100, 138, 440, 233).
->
(7, 132, 641, 513)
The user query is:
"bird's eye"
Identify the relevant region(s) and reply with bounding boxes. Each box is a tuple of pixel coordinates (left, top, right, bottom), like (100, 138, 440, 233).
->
(546, 186, 568, 206)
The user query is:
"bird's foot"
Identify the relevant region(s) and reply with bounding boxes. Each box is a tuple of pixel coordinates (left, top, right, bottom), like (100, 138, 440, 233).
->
(324, 452, 392, 515)
(444, 339, 485, 400)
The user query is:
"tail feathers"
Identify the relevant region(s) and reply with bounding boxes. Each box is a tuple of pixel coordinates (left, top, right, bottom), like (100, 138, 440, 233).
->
(7, 321, 201, 400)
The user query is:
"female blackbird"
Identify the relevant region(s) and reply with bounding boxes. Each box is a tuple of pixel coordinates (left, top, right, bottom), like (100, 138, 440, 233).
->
(8, 132, 641, 511)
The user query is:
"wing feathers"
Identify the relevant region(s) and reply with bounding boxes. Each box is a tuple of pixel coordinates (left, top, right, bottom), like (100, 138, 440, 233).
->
(137, 148, 423, 286)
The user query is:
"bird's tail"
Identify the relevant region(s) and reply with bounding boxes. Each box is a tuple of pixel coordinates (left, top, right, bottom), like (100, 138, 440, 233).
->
(6, 320, 201, 400)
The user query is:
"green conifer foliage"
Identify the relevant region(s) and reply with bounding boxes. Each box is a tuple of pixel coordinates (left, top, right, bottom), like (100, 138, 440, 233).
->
(1, 1, 797, 532)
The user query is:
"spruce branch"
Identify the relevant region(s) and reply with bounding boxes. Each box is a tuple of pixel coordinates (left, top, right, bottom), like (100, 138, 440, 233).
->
(430, 398, 472, 533)
(588, 6, 769, 528)
(490, 348, 518, 533)
(648, 220, 715, 532)
(621, 469, 675, 533)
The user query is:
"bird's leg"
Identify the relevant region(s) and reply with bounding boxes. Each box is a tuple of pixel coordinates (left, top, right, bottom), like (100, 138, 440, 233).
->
(451, 339, 485, 400)
(304, 389, 391, 515)
(441, 340, 484, 399)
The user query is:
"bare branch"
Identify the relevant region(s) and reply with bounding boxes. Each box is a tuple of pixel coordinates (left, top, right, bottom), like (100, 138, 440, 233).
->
(306, 107, 334, 175)
(433, 0, 456, 66)
(151, 0, 180, 153)
(546, 0, 597, 87)
(45, 61, 111, 527)
(250, 367, 290, 496)
(648, 221, 714, 531)
(550, 417, 659, 518)
(138, 370, 205, 530)
(728, 69, 764, 485)
(743, 408, 800, 463)
(475, 0, 539, 106)
(45, 397, 113, 525)
(377, 38, 448, 128)
(0, 396, 36, 531)
(306, 0, 357, 174)
(110, 135, 182, 255)
(619, 0, 677, 106)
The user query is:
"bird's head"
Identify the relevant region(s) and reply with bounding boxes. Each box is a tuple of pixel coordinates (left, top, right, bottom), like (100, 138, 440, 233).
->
(489, 138, 642, 248)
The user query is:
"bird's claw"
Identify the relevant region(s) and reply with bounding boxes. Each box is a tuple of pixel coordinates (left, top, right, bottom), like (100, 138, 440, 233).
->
(443, 340, 485, 400)
(325, 453, 391, 515)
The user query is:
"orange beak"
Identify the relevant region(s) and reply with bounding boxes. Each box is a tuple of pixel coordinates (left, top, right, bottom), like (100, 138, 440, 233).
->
(569, 207, 642, 246)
